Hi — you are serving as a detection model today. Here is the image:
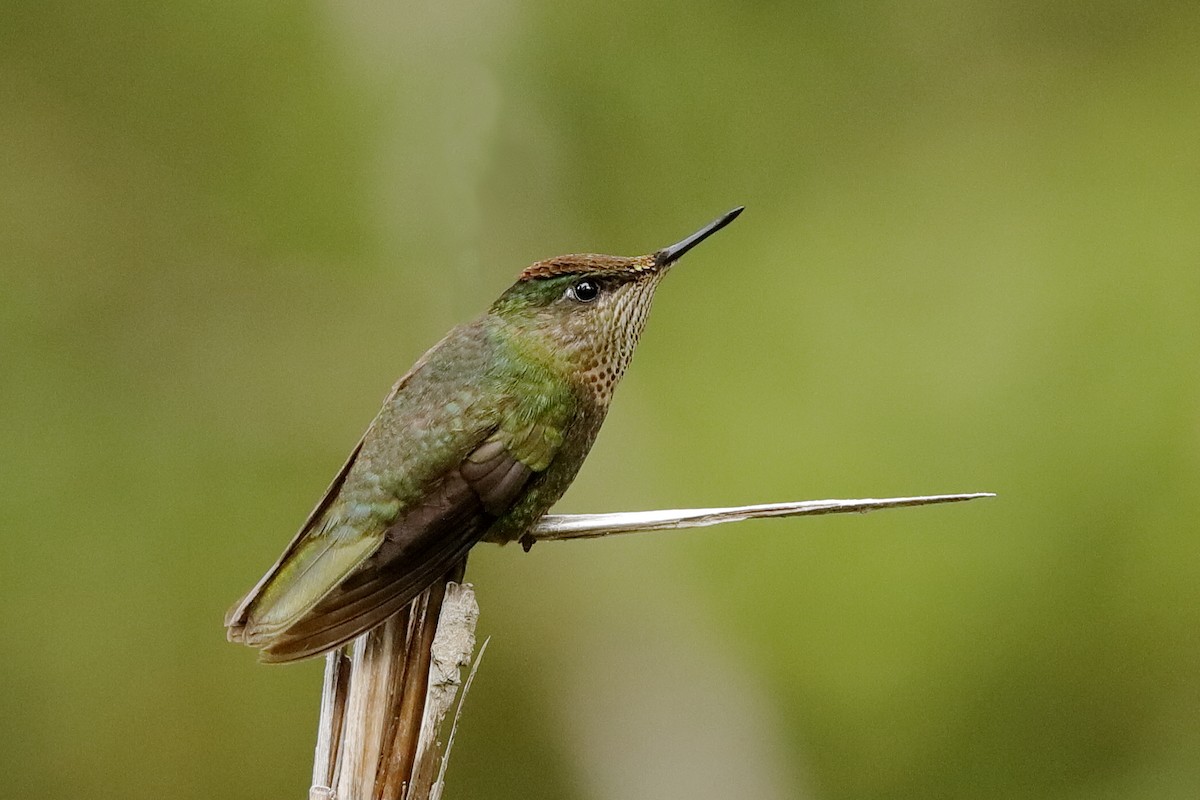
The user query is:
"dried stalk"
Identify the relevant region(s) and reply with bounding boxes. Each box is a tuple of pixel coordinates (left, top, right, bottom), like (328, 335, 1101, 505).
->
(405, 584, 481, 799)
(308, 491, 993, 799)
(525, 492, 994, 544)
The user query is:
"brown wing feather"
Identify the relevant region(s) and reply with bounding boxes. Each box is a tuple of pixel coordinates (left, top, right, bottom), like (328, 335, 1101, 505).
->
(258, 438, 534, 663)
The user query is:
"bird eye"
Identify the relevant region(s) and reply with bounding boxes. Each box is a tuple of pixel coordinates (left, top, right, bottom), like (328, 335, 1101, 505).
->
(566, 279, 600, 303)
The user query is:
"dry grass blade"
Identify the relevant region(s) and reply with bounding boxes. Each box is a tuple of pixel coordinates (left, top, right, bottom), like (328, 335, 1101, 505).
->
(310, 649, 352, 800)
(429, 635, 490, 800)
(409, 586, 482, 800)
(526, 492, 994, 542)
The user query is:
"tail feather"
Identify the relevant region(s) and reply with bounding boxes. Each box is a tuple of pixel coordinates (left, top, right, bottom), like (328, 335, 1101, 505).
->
(250, 473, 488, 663)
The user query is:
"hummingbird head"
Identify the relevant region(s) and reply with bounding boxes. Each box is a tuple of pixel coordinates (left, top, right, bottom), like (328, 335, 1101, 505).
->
(490, 207, 743, 400)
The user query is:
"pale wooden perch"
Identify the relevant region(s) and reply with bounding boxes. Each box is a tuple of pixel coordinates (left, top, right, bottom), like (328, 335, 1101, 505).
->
(308, 491, 994, 799)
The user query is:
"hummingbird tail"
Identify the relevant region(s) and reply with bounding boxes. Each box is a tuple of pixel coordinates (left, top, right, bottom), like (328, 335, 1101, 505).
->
(257, 559, 468, 664)
(249, 468, 490, 663)
(231, 428, 538, 663)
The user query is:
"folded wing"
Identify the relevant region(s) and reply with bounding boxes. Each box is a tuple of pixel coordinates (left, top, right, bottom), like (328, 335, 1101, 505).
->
(227, 424, 550, 663)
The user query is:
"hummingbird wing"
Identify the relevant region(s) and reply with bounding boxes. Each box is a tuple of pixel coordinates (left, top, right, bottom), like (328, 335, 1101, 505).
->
(226, 332, 573, 662)
(252, 433, 534, 662)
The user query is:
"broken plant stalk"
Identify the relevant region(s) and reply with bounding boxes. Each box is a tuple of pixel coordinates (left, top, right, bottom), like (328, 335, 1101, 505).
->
(307, 491, 994, 800)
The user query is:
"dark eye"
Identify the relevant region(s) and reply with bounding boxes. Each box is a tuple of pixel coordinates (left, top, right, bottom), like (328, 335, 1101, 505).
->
(566, 279, 600, 303)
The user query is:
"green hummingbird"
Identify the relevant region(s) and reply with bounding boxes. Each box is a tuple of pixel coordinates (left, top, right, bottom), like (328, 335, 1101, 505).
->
(226, 207, 744, 662)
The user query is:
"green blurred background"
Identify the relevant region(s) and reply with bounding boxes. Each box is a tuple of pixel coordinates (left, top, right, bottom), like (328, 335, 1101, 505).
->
(3, 2, 1199, 798)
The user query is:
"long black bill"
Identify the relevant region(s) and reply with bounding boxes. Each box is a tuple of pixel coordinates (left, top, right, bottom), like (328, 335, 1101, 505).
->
(655, 206, 745, 267)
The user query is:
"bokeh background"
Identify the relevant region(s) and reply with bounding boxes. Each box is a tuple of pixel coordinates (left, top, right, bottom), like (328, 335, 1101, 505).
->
(4, 2, 1199, 798)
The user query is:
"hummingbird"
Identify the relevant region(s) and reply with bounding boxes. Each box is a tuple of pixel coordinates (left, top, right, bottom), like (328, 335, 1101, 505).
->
(226, 207, 744, 663)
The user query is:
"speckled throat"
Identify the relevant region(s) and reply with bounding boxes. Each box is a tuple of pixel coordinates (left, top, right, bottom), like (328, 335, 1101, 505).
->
(574, 270, 665, 406)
